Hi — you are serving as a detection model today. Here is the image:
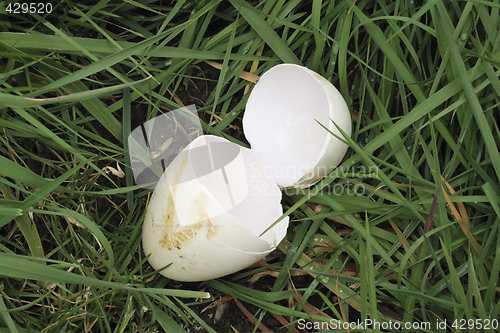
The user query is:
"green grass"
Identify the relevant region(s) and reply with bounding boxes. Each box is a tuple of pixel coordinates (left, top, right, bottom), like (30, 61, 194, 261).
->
(1, 0, 499, 332)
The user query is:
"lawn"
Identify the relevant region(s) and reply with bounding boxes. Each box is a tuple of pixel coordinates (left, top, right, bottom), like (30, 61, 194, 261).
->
(1, 0, 499, 332)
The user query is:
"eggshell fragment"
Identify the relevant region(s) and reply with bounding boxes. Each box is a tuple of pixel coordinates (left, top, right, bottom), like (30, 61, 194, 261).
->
(142, 135, 289, 282)
(243, 64, 352, 188)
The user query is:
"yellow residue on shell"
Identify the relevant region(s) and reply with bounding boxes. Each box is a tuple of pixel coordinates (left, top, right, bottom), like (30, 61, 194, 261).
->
(158, 215, 218, 250)
(188, 190, 218, 241)
(158, 157, 218, 250)
(159, 226, 197, 250)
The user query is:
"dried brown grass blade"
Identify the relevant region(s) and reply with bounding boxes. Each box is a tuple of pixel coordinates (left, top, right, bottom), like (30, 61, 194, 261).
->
(232, 297, 273, 333)
(440, 178, 481, 254)
(424, 191, 439, 234)
(201, 295, 233, 313)
(247, 270, 280, 286)
(292, 294, 332, 320)
(244, 42, 265, 94)
(204, 60, 260, 83)
(268, 312, 301, 333)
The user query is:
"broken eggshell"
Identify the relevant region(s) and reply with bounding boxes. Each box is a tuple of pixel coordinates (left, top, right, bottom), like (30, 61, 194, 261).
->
(142, 135, 289, 282)
(243, 64, 352, 188)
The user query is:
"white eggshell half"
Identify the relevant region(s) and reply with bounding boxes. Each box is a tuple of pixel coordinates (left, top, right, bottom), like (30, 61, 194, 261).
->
(243, 64, 352, 188)
(143, 135, 289, 282)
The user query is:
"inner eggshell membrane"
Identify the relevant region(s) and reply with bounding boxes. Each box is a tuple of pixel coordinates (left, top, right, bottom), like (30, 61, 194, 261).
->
(187, 135, 287, 245)
(243, 65, 330, 187)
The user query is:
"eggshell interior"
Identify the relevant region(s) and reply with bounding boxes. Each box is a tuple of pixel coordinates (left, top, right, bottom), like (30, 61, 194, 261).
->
(143, 135, 289, 281)
(243, 64, 351, 188)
